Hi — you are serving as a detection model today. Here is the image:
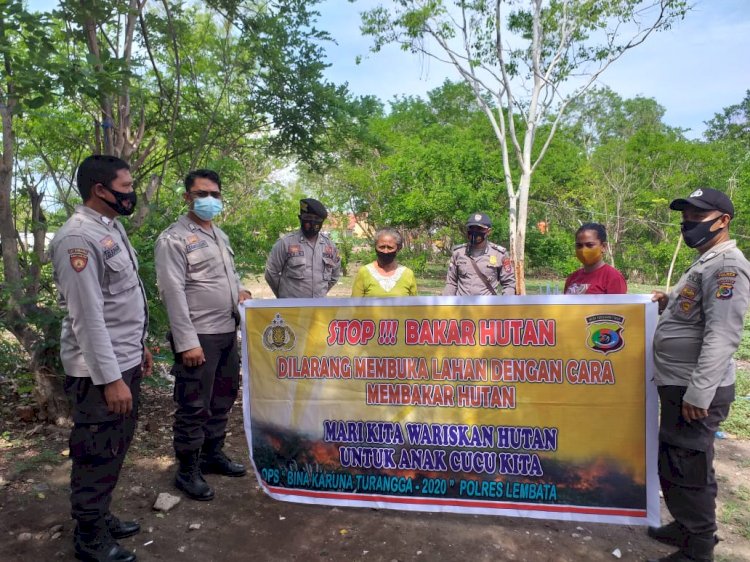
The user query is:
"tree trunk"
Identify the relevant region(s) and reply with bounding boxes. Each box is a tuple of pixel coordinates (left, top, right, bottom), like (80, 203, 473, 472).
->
(1, 59, 69, 425)
(515, 170, 531, 295)
(31, 353, 70, 426)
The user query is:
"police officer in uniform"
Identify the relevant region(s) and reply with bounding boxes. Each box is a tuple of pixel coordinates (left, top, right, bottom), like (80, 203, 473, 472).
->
(50, 155, 152, 562)
(264, 198, 341, 298)
(155, 169, 251, 501)
(443, 213, 516, 296)
(649, 188, 750, 562)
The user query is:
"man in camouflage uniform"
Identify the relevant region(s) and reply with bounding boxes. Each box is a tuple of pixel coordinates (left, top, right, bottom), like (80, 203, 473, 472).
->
(264, 198, 341, 298)
(51, 154, 151, 562)
(443, 212, 516, 296)
(649, 188, 750, 562)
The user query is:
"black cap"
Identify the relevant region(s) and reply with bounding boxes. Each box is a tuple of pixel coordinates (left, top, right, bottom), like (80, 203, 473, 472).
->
(466, 212, 491, 228)
(669, 188, 734, 218)
(300, 198, 328, 219)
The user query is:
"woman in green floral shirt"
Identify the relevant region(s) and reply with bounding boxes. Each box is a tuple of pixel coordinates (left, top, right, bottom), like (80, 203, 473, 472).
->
(352, 229, 418, 297)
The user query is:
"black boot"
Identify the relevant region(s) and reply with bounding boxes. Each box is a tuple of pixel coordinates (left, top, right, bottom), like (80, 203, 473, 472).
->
(684, 533, 716, 561)
(174, 450, 215, 501)
(648, 521, 685, 547)
(74, 522, 136, 562)
(105, 514, 140, 540)
(200, 438, 247, 477)
(647, 533, 716, 562)
(647, 552, 694, 562)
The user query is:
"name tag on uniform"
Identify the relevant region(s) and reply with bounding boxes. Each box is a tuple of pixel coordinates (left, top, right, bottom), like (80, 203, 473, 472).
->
(489, 255, 497, 266)
(185, 234, 209, 253)
(287, 244, 304, 258)
(99, 235, 122, 260)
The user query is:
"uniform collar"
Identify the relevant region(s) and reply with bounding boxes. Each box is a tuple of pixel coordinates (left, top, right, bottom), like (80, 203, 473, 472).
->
(468, 243, 489, 257)
(75, 204, 117, 230)
(697, 239, 737, 264)
(298, 229, 325, 245)
(179, 213, 214, 236)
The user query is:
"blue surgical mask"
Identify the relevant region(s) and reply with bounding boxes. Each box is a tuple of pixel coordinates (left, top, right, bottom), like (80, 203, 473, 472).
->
(193, 197, 223, 221)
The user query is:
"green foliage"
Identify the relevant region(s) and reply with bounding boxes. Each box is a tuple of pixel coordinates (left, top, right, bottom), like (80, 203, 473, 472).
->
(721, 368, 750, 439)
(0, 334, 30, 380)
(335, 235, 354, 277)
(525, 229, 579, 277)
(399, 249, 428, 277)
(705, 89, 750, 145)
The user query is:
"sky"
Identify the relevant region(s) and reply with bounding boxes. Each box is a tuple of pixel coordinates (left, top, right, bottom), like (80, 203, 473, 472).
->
(317, 0, 750, 139)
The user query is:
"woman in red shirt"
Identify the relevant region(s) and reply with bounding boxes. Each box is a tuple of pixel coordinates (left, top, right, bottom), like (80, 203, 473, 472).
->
(564, 223, 627, 294)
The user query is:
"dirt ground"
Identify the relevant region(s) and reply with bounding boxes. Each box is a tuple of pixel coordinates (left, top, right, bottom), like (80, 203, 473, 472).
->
(1, 379, 749, 562)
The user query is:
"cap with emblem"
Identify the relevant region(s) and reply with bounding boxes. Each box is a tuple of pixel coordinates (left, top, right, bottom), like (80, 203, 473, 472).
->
(466, 212, 491, 228)
(300, 198, 328, 219)
(669, 188, 734, 218)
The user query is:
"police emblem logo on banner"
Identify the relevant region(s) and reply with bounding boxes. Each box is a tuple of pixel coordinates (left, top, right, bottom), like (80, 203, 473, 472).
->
(585, 314, 625, 355)
(262, 313, 297, 351)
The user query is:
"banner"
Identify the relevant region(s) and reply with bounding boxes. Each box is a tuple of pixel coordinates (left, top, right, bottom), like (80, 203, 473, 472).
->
(241, 295, 659, 525)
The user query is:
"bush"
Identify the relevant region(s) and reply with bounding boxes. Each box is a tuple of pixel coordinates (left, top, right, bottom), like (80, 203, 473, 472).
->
(621, 239, 692, 285)
(400, 250, 428, 276)
(525, 229, 578, 277)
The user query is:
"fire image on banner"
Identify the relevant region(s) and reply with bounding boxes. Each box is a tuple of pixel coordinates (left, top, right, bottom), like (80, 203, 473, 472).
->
(241, 295, 659, 526)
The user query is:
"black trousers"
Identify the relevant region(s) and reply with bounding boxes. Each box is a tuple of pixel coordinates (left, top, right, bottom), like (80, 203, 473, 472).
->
(171, 331, 240, 455)
(657, 384, 734, 537)
(65, 365, 142, 529)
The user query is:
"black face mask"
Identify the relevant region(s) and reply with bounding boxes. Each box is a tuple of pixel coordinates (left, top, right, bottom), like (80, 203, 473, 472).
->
(100, 185, 137, 216)
(468, 231, 486, 246)
(376, 250, 397, 265)
(681, 217, 723, 249)
(300, 216, 323, 239)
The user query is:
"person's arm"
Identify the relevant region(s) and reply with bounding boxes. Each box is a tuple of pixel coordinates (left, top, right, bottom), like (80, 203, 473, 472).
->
(328, 244, 342, 291)
(442, 254, 458, 296)
(404, 268, 417, 297)
(605, 267, 628, 294)
(351, 266, 367, 297)
(53, 234, 122, 386)
(499, 255, 516, 296)
(651, 290, 669, 314)
(563, 273, 573, 294)
(407, 269, 418, 296)
(223, 233, 252, 302)
(684, 263, 750, 413)
(264, 239, 285, 297)
(154, 234, 200, 354)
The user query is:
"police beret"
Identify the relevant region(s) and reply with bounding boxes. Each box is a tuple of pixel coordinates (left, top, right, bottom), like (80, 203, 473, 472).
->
(300, 198, 328, 219)
(669, 188, 734, 218)
(466, 212, 491, 228)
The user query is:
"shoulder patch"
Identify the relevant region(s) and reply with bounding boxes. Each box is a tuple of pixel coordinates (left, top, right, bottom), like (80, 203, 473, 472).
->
(502, 257, 513, 273)
(716, 284, 734, 300)
(68, 248, 89, 272)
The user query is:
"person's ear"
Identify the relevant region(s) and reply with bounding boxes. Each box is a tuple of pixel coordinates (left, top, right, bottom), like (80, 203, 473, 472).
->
(712, 213, 730, 232)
